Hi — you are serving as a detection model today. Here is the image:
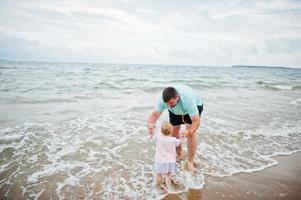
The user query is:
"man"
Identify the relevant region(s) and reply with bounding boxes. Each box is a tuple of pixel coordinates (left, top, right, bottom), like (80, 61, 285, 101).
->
(147, 84, 203, 171)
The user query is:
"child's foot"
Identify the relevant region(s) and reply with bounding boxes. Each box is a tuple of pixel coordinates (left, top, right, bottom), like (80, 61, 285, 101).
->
(176, 151, 186, 162)
(186, 161, 197, 172)
(170, 175, 182, 185)
(156, 180, 165, 190)
(159, 175, 172, 192)
(176, 155, 184, 162)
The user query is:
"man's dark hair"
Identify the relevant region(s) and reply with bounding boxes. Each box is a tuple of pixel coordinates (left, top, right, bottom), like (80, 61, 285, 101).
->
(162, 87, 178, 102)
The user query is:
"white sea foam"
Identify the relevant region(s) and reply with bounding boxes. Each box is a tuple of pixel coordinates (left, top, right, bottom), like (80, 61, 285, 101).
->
(273, 84, 294, 90)
(1, 111, 300, 199)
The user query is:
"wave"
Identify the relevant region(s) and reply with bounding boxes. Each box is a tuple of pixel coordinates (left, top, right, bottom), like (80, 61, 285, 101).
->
(0, 66, 47, 70)
(292, 85, 301, 90)
(96, 81, 119, 89)
(256, 81, 300, 90)
(264, 85, 295, 91)
(0, 66, 15, 69)
(10, 97, 76, 104)
(142, 86, 164, 93)
(19, 87, 45, 93)
(120, 78, 149, 82)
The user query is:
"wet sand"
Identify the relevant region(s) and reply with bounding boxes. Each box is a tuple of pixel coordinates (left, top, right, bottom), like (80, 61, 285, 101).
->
(163, 152, 301, 200)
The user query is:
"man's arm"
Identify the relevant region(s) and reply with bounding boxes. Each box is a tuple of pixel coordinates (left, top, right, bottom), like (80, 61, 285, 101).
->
(184, 97, 200, 136)
(188, 114, 200, 136)
(147, 111, 162, 135)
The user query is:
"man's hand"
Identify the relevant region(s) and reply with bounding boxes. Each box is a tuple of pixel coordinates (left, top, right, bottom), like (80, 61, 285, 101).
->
(147, 123, 156, 136)
(183, 129, 192, 137)
(180, 130, 187, 138)
(147, 111, 161, 137)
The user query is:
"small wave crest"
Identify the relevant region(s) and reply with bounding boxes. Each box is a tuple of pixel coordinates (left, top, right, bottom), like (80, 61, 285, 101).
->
(10, 97, 76, 104)
(256, 81, 300, 91)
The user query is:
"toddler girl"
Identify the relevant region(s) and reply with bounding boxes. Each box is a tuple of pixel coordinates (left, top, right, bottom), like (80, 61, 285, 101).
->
(153, 122, 185, 187)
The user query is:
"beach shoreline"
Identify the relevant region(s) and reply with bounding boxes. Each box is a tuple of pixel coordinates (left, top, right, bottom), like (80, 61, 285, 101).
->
(163, 152, 301, 200)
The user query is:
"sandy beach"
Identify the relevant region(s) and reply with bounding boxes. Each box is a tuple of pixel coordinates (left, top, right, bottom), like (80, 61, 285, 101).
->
(163, 152, 301, 200)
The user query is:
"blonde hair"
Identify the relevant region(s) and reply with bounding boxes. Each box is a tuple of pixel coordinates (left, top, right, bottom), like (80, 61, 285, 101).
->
(161, 122, 172, 136)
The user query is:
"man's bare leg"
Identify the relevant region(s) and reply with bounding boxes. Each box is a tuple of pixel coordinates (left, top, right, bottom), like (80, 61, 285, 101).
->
(185, 124, 197, 171)
(172, 125, 183, 160)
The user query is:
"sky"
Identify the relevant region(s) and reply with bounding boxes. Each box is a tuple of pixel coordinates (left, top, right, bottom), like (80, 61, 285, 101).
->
(0, 0, 301, 67)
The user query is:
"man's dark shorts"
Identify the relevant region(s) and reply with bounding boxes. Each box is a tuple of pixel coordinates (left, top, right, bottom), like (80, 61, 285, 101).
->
(169, 105, 203, 125)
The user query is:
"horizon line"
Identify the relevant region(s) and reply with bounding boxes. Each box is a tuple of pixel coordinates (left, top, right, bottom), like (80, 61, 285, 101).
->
(0, 58, 299, 69)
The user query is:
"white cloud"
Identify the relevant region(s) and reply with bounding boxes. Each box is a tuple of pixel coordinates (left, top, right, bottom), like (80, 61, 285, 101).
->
(0, 0, 300, 67)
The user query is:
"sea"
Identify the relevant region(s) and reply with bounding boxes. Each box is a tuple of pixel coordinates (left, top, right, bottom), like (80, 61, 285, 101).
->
(0, 60, 301, 199)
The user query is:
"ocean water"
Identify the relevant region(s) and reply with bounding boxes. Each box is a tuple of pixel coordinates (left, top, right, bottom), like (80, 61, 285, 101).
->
(0, 61, 301, 199)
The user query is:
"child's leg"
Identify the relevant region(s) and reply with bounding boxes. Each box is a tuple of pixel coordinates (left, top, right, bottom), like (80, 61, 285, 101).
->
(169, 173, 182, 185)
(162, 173, 172, 190)
(156, 174, 162, 185)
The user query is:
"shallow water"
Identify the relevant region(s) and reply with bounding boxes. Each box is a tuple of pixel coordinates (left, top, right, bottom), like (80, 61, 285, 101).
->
(1, 61, 301, 199)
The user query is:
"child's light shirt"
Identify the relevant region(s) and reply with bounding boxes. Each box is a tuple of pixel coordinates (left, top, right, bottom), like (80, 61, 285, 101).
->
(155, 133, 180, 163)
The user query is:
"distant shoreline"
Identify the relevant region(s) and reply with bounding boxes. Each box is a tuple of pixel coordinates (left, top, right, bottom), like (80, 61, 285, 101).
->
(231, 65, 299, 70)
(0, 58, 299, 69)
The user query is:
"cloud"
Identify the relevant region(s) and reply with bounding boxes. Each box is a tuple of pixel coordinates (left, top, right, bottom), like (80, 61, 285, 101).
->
(0, 0, 300, 67)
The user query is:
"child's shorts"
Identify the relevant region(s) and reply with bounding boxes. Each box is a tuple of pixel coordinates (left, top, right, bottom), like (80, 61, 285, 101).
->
(153, 162, 177, 174)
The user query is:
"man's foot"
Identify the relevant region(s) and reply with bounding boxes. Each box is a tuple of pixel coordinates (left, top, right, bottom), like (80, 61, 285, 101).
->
(186, 161, 197, 172)
(193, 159, 200, 167)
